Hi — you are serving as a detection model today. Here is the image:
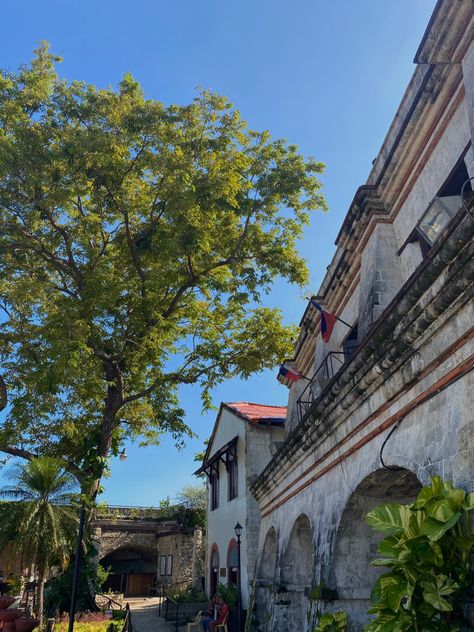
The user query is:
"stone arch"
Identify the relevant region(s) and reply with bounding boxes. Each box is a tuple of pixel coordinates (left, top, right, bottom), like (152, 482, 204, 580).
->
(281, 513, 313, 588)
(258, 527, 277, 583)
(98, 530, 157, 560)
(100, 545, 157, 596)
(331, 467, 422, 601)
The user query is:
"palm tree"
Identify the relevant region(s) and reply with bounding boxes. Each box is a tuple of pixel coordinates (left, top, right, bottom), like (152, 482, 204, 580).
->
(0, 457, 78, 622)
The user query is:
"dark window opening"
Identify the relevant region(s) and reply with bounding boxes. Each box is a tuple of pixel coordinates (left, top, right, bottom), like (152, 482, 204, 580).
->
(210, 462, 219, 511)
(227, 444, 238, 501)
(438, 158, 470, 197)
(342, 322, 358, 360)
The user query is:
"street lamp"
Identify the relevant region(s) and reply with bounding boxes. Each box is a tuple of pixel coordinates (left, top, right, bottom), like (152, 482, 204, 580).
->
(234, 522, 243, 632)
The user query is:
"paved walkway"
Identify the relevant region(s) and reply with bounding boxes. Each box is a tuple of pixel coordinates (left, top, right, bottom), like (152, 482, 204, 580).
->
(127, 597, 188, 632)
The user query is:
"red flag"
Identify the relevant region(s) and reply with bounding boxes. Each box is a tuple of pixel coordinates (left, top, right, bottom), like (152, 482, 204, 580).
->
(311, 301, 337, 343)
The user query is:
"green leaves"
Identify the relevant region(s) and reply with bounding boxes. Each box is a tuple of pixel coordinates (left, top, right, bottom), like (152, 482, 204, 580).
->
(0, 46, 326, 489)
(314, 611, 348, 632)
(364, 477, 474, 631)
(365, 503, 411, 535)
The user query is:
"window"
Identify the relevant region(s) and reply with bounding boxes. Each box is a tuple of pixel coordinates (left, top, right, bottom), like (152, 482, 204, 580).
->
(416, 157, 471, 249)
(342, 322, 358, 360)
(227, 443, 238, 501)
(160, 555, 166, 576)
(227, 540, 238, 585)
(166, 555, 173, 576)
(210, 545, 219, 596)
(210, 461, 219, 511)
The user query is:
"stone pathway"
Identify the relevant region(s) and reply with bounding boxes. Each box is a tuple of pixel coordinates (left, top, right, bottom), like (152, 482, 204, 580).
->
(127, 597, 180, 632)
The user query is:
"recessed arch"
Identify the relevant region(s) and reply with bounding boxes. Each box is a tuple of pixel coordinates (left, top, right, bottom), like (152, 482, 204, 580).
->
(331, 467, 422, 600)
(258, 527, 277, 582)
(210, 543, 220, 596)
(226, 538, 238, 585)
(100, 545, 157, 596)
(281, 513, 313, 588)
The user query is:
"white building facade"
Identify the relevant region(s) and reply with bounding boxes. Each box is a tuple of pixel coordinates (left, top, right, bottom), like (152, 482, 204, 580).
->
(196, 402, 286, 610)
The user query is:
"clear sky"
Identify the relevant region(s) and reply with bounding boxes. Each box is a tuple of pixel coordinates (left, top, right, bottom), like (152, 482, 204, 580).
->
(0, 0, 437, 505)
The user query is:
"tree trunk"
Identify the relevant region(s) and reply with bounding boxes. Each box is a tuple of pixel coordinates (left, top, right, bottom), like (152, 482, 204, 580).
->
(35, 563, 46, 625)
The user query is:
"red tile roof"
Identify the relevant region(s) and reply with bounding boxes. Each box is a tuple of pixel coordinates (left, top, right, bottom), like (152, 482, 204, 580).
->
(225, 401, 287, 424)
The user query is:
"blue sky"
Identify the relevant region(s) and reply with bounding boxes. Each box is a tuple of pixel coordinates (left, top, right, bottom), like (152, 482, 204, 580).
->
(1, 0, 436, 505)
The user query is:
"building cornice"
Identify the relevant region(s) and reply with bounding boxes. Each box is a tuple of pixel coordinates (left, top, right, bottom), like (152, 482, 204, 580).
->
(253, 209, 474, 501)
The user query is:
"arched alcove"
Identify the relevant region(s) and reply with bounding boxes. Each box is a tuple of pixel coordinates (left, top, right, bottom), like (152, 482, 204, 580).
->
(281, 514, 313, 588)
(227, 539, 238, 585)
(332, 468, 421, 600)
(258, 527, 277, 582)
(100, 546, 156, 596)
(209, 543, 219, 596)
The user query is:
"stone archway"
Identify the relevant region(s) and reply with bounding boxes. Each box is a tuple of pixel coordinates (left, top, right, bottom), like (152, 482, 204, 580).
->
(282, 514, 313, 588)
(330, 468, 422, 629)
(100, 546, 157, 597)
(258, 527, 277, 583)
(253, 527, 278, 632)
(273, 515, 313, 632)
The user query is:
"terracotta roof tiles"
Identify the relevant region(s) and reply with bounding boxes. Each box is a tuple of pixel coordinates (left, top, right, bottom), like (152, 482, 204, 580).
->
(224, 401, 287, 424)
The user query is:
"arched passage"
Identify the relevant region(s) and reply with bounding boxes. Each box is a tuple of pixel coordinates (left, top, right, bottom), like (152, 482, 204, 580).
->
(209, 544, 219, 596)
(332, 468, 422, 600)
(282, 514, 313, 588)
(258, 527, 277, 583)
(100, 546, 157, 596)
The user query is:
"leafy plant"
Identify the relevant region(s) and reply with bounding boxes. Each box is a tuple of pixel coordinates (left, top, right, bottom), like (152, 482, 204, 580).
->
(216, 582, 238, 609)
(364, 476, 474, 631)
(314, 611, 348, 632)
(0, 43, 326, 498)
(165, 585, 206, 603)
(0, 457, 78, 623)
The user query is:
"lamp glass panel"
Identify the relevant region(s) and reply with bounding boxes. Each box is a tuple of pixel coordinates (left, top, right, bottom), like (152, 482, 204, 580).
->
(418, 195, 461, 245)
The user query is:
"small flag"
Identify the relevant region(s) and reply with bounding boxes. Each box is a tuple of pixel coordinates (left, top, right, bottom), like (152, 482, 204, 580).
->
(279, 365, 303, 382)
(311, 300, 337, 343)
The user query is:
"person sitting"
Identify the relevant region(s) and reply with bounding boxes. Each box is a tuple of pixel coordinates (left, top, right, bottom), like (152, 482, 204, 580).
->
(200, 594, 217, 631)
(209, 597, 229, 632)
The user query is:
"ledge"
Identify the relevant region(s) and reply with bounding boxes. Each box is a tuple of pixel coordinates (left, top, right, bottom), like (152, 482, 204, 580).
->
(252, 208, 474, 501)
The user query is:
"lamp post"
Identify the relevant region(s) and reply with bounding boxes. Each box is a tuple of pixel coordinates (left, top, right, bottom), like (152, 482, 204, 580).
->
(234, 522, 243, 632)
(68, 450, 127, 632)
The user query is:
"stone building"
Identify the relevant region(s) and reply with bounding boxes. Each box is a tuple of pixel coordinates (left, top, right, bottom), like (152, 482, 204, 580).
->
(250, 1, 474, 630)
(196, 402, 286, 610)
(94, 506, 204, 597)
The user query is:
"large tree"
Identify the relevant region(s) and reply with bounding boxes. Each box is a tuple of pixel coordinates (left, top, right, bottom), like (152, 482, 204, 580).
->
(0, 44, 326, 494)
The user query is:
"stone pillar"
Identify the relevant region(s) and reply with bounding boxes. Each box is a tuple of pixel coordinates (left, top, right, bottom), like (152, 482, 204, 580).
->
(191, 528, 204, 590)
(358, 223, 403, 340)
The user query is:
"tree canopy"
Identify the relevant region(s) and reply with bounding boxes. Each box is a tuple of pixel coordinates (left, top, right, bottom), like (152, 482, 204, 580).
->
(0, 43, 326, 493)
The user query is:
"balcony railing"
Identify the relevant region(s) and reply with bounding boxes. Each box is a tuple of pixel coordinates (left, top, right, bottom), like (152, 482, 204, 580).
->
(296, 350, 352, 424)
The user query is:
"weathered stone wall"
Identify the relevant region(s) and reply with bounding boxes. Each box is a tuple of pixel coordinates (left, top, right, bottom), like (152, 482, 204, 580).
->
(250, 3, 474, 628)
(96, 528, 158, 560)
(157, 531, 199, 588)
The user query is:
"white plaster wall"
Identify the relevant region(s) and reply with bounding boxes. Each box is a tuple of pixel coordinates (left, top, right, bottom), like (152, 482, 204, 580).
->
(393, 97, 471, 248)
(206, 408, 249, 606)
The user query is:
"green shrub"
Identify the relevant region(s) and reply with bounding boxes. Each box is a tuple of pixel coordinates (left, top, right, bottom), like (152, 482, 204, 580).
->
(216, 583, 237, 609)
(166, 585, 206, 603)
(314, 611, 348, 631)
(364, 476, 474, 631)
(111, 610, 126, 621)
